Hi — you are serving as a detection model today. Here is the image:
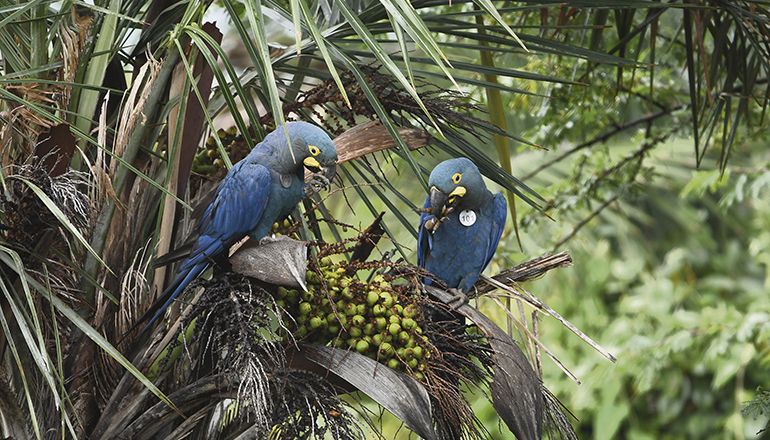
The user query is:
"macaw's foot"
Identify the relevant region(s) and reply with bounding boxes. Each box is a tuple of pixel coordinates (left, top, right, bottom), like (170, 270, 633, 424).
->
(305, 174, 331, 196)
(258, 235, 282, 246)
(446, 288, 469, 311)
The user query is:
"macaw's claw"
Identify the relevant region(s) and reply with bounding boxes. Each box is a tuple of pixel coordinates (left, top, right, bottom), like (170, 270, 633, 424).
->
(446, 288, 469, 311)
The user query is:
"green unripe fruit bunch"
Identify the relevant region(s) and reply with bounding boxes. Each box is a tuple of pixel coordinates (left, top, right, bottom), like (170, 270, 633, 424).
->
(279, 256, 431, 382)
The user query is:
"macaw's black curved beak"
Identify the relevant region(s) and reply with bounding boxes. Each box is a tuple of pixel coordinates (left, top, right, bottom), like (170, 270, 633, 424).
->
(429, 186, 448, 217)
(322, 163, 337, 180)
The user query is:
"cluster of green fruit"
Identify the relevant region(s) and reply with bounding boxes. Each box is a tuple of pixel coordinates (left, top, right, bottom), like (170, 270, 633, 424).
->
(269, 219, 296, 237)
(191, 127, 251, 176)
(276, 257, 430, 380)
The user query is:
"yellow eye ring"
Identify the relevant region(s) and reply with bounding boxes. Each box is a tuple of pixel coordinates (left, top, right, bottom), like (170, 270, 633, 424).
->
(452, 173, 462, 184)
(308, 145, 321, 156)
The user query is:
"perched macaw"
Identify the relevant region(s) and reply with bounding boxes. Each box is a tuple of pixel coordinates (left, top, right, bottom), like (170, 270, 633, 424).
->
(145, 122, 338, 328)
(417, 157, 507, 305)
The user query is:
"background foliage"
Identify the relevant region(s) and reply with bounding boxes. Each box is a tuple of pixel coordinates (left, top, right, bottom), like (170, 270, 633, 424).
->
(0, 0, 769, 438)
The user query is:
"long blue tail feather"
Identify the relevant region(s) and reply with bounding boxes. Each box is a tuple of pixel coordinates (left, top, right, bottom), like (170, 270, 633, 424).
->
(139, 236, 223, 332)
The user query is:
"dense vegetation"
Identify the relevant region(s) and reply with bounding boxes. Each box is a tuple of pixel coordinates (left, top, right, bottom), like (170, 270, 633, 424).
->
(0, 0, 769, 438)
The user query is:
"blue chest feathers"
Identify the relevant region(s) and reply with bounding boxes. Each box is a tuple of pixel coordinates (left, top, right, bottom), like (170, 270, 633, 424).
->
(249, 171, 304, 239)
(424, 204, 497, 291)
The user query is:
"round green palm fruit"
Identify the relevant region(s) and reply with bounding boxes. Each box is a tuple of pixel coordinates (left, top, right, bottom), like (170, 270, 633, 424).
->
(355, 340, 370, 354)
(387, 358, 400, 370)
(351, 315, 366, 327)
(298, 302, 312, 315)
(375, 317, 387, 330)
(388, 323, 401, 336)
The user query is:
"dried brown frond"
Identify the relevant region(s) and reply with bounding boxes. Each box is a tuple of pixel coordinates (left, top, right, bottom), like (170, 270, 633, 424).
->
(93, 240, 153, 408)
(111, 53, 161, 177)
(0, 84, 60, 159)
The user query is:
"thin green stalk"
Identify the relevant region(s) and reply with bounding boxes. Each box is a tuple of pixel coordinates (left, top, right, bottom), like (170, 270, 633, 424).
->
(71, 0, 121, 170)
(29, 1, 47, 72)
(475, 12, 522, 250)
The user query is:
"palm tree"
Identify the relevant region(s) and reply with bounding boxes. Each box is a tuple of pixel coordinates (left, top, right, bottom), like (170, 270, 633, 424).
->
(0, 0, 768, 438)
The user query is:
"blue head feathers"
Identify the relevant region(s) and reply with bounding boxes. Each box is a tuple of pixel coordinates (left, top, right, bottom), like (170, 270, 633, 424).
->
(427, 157, 489, 216)
(259, 121, 338, 179)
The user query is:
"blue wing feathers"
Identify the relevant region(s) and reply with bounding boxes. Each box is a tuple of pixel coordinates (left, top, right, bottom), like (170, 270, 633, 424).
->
(484, 193, 507, 269)
(145, 164, 273, 328)
(416, 195, 431, 268)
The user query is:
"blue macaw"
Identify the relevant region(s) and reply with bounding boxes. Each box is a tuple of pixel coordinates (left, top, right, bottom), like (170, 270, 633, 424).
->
(417, 157, 507, 305)
(145, 122, 338, 328)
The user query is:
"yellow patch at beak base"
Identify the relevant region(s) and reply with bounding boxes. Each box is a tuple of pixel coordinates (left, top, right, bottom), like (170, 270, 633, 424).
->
(303, 157, 321, 169)
(449, 186, 466, 198)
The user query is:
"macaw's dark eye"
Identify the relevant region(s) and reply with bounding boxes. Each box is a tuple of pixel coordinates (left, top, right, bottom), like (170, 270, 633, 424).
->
(309, 145, 321, 156)
(452, 172, 462, 184)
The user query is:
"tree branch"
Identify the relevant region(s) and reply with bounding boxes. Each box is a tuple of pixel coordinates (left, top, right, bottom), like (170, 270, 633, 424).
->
(475, 252, 572, 295)
(522, 104, 684, 181)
